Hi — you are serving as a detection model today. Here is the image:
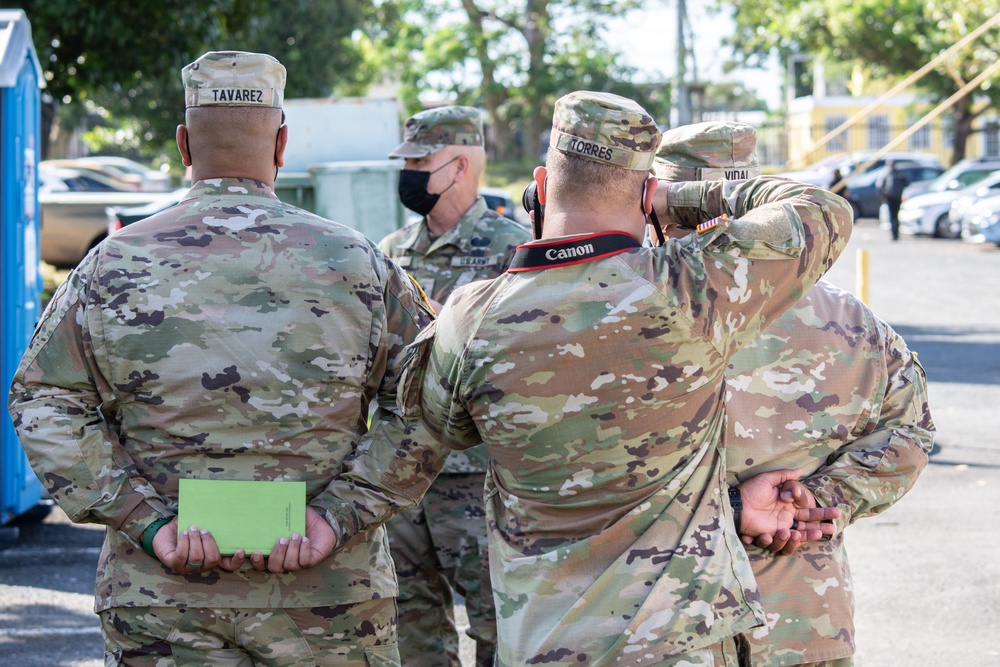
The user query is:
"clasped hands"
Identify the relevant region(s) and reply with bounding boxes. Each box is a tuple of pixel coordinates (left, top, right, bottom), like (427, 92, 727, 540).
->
(151, 506, 336, 574)
(737, 469, 841, 556)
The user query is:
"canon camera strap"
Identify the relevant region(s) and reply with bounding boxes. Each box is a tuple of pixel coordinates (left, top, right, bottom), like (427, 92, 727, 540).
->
(507, 231, 641, 272)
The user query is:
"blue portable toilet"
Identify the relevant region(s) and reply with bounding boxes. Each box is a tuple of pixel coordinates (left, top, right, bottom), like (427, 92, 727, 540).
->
(0, 9, 44, 530)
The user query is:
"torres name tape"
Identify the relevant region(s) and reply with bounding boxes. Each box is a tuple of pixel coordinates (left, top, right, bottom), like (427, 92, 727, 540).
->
(552, 130, 655, 171)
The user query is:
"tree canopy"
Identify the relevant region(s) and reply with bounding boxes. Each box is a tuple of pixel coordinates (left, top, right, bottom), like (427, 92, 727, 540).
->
(373, 0, 672, 161)
(723, 0, 1000, 163)
(15, 0, 374, 160)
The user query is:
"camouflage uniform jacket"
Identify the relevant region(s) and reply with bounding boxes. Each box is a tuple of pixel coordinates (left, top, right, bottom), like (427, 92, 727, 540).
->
(725, 279, 934, 666)
(402, 177, 853, 666)
(379, 196, 531, 473)
(8, 178, 444, 612)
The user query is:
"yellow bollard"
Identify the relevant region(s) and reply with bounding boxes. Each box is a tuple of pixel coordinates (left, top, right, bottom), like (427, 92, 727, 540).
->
(856, 249, 869, 304)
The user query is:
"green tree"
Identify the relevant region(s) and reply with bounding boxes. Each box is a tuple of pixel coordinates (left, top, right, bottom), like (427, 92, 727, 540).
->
(378, 0, 669, 162)
(16, 0, 375, 160)
(721, 0, 1000, 164)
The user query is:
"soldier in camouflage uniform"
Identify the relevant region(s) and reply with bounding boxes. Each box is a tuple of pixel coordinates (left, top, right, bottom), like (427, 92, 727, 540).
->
(651, 123, 935, 666)
(398, 92, 853, 666)
(7, 51, 445, 667)
(379, 106, 530, 667)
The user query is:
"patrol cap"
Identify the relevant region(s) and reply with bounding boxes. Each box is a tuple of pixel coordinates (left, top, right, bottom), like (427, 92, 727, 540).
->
(388, 106, 485, 159)
(654, 121, 760, 181)
(550, 91, 661, 171)
(183, 51, 286, 109)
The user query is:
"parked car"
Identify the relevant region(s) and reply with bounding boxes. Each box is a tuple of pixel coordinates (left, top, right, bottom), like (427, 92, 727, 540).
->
(107, 188, 189, 235)
(842, 162, 944, 219)
(958, 193, 1000, 245)
(898, 169, 1000, 238)
(902, 156, 1000, 200)
(480, 186, 523, 222)
(40, 165, 167, 267)
(777, 151, 939, 192)
(948, 176, 1000, 230)
(774, 153, 849, 188)
(42, 156, 174, 192)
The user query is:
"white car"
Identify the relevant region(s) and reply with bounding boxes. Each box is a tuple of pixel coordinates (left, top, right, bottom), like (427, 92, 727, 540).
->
(40, 166, 166, 267)
(959, 193, 1000, 245)
(899, 170, 1000, 238)
(902, 157, 1000, 200)
(41, 156, 174, 192)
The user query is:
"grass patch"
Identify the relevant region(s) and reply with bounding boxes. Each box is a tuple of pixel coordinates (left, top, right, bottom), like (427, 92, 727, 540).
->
(40, 263, 70, 308)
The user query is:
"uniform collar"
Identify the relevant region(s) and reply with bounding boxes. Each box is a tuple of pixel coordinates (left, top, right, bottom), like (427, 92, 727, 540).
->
(187, 178, 281, 200)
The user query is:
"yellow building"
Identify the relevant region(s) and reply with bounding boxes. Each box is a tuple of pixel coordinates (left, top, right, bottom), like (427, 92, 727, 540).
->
(785, 61, 999, 169)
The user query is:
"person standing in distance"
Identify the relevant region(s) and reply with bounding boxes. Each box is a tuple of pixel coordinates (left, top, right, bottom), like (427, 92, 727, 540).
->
(401, 93, 852, 666)
(8, 51, 445, 666)
(876, 158, 909, 240)
(379, 106, 530, 667)
(654, 121, 935, 667)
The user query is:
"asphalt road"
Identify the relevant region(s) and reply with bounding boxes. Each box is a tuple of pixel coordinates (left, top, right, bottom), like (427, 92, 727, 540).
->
(1, 219, 998, 666)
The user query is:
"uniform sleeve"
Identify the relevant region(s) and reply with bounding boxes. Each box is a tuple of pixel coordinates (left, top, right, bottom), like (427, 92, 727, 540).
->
(309, 254, 449, 547)
(393, 282, 484, 451)
(802, 322, 935, 533)
(659, 176, 853, 354)
(7, 254, 173, 546)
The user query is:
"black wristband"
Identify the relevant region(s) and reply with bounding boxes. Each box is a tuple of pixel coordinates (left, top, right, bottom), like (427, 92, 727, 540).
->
(728, 486, 743, 533)
(141, 516, 172, 558)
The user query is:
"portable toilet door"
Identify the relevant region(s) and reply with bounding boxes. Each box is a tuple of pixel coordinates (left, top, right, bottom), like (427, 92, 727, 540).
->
(0, 9, 44, 528)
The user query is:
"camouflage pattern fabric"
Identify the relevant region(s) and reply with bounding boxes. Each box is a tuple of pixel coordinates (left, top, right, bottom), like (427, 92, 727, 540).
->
(389, 473, 494, 667)
(549, 90, 662, 170)
(100, 598, 399, 666)
(183, 51, 286, 109)
(401, 176, 853, 666)
(8, 177, 445, 616)
(725, 280, 934, 666)
(380, 197, 527, 666)
(389, 106, 484, 159)
(654, 121, 761, 182)
(379, 196, 531, 473)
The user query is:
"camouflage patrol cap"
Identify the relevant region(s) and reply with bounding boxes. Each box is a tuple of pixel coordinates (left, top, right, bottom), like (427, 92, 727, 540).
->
(388, 106, 485, 159)
(653, 121, 760, 181)
(183, 51, 285, 109)
(550, 91, 661, 171)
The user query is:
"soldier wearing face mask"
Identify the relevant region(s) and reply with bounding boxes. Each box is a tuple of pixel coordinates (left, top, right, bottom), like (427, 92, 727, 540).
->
(379, 105, 531, 667)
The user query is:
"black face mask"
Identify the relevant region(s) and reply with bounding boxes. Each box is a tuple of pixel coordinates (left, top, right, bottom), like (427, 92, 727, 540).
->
(398, 157, 458, 216)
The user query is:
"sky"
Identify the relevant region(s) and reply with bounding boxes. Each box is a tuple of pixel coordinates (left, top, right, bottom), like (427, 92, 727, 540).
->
(603, 1, 784, 110)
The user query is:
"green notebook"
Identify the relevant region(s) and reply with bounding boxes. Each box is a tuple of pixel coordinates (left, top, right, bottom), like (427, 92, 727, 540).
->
(177, 479, 306, 556)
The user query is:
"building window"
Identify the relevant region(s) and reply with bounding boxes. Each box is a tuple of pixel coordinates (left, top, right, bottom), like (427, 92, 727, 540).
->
(868, 115, 890, 149)
(983, 117, 999, 157)
(907, 114, 931, 150)
(941, 115, 954, 150)
(825, 114, 848, 151)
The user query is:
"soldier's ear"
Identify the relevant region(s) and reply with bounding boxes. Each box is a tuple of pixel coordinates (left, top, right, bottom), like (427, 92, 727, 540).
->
(176, 125, 192, 167)
(275, 125, 288, 168)
(533, 166, 547, 205)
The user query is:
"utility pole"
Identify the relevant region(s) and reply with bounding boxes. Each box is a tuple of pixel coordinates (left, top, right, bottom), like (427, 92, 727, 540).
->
(673, 0, 692, 127)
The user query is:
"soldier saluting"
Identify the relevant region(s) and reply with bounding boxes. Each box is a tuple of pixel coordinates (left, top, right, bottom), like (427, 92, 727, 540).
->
(400, 91, 853, 666)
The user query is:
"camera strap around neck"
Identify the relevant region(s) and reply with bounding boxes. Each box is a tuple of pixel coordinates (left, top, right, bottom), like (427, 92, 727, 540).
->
(507, 231, 641, 272)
